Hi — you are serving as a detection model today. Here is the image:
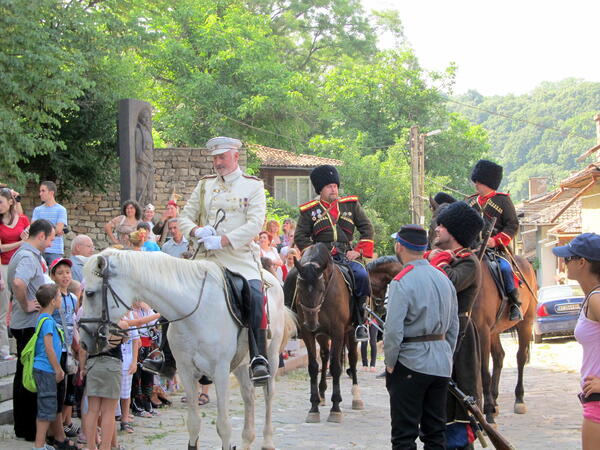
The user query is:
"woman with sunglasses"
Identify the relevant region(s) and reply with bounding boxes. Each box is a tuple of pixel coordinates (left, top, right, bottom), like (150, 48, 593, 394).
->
(552, 233, 600, 450)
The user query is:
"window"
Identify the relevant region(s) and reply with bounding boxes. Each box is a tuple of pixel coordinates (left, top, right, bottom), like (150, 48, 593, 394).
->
(274, 176, 315, 206)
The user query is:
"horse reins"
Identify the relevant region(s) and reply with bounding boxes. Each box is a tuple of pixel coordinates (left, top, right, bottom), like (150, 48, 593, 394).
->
(80, 255, 208, 343)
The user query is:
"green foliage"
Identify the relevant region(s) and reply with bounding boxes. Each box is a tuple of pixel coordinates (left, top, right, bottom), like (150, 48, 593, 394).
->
(265, 191, 298, 224)
(0, 0, 87, 188)
(450, 79, 599, 200)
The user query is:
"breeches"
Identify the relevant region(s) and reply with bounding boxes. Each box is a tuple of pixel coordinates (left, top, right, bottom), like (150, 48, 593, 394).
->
(348, 260, 370, 298)
(248, 279, 267, 330)
(498, 258, 515, 292)
(386, 361, 449, 450)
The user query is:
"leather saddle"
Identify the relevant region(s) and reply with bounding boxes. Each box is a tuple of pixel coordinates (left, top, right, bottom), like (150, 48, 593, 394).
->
(484, 249, 507, 301)
(332, 254, 355, 296)
(223, 268, 251, 328)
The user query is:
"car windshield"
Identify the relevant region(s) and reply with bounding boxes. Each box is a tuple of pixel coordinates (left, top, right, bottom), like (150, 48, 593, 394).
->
(539, 284, 584, 302)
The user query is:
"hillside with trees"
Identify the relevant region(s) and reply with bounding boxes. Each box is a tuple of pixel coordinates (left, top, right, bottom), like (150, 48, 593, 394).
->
(449, 79, 600, 200)
(1, 0, 491, 254)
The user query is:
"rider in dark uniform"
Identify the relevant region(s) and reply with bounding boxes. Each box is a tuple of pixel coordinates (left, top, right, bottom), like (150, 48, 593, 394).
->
(466, 159, 522, 321)
(428, 201, 484, 450)
(294, 165, 374, 342)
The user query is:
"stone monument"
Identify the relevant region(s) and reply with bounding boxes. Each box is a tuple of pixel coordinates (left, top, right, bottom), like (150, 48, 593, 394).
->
(118, 99, 155, 206)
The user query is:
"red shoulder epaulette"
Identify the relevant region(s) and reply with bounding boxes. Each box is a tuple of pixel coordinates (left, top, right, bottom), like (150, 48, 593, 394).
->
(494, 192, 510, 196)
(393, 264, 414, 281)
(242, 174, 261, 181)
(299, 199, 319, 212)
(338, 195, 359, 203)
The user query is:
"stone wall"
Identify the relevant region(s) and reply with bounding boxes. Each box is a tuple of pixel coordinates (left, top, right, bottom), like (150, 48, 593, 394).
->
(19, 147, 247, 254)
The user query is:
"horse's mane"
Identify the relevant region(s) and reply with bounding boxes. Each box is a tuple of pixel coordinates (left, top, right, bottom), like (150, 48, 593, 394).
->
(84, 248, 224, 289)
(366, 255, 399, 271)
(298, 243, 331, 284)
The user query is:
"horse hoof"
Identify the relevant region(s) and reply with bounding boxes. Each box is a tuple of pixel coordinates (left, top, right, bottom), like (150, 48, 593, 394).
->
(514, 402, 527, 414)
(188, 439, 198, 450)
(352, 399, 364, 410)
(327, 411, 343, 423)
(305, 412, 320, 423)
(261, 447, 276, 450)
(485, 413, 496, 424)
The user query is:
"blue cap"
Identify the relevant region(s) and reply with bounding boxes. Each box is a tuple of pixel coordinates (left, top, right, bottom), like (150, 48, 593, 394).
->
(552, 233, 600, 262)
(391, 225, 428, 252)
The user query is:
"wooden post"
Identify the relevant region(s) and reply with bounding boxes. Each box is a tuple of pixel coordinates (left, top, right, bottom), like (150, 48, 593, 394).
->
(418, 133, 426, 226)
(410, 126, 420, 223)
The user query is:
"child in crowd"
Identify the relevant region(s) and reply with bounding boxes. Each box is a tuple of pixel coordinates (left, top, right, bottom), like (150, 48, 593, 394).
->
(135, 223, 160, 252)
(49, 259, 81, 441)
(32, 284, 69, 450)
(119, 310, 140, 433)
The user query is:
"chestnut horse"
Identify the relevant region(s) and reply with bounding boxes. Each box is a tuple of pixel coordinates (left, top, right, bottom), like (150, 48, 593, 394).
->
(283, 243, 364, 424)
(367, 251, 537, 424)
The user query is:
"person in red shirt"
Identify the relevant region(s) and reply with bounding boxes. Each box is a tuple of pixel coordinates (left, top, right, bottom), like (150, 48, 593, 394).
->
(0, 187, 30, 359)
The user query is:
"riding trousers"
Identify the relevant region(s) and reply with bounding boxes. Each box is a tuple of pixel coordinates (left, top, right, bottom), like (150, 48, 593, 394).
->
(498, 257, 515, 293)
(248, 279, 267, 330)
(348, 260, 371, 298)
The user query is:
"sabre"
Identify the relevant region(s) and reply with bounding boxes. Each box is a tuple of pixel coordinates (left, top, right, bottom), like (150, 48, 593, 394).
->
(192, 208, 227, 259)
(364, 305, 385, 334)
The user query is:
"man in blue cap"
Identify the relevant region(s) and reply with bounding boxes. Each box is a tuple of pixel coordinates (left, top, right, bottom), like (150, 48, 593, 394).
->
(384, 224, 459, 450)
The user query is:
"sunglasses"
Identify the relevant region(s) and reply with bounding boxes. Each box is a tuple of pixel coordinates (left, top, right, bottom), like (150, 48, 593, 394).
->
(564, 255, 581, 263)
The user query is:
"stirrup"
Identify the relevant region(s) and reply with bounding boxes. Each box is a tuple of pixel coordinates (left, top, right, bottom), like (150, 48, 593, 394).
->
(355, 324, 369, 342)
(249, 355, 270, 384)
(141, 349, 164, 374)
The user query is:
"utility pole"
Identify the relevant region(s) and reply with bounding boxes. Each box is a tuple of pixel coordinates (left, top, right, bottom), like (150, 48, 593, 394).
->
(410, 126, 442, 226)
(410, 126, 421, 224)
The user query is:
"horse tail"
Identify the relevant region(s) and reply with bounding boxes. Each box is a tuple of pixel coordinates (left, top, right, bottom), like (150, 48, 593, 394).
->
(280, 306, 298, 354)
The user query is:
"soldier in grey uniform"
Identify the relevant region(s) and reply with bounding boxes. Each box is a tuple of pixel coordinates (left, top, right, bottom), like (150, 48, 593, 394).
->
(384, 225, 459, 450)
(144, 137, 270, 385)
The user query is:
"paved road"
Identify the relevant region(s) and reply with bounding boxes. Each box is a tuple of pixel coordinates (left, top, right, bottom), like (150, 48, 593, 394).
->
(0, 335, 584, 449)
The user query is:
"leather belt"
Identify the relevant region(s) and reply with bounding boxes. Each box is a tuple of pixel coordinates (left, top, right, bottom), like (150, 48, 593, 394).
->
(403, 333, 445, 343)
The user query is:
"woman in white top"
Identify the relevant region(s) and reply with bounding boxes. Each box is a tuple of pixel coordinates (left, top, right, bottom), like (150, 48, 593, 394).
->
(258, 231, 283, 269)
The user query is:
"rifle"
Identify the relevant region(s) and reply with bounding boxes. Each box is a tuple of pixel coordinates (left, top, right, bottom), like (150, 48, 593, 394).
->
(448, 380, 516, 450)
(477, 217, 497, 261)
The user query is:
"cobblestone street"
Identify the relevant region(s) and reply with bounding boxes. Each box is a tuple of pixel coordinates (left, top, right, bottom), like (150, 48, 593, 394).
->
(0, 335, 584, 449)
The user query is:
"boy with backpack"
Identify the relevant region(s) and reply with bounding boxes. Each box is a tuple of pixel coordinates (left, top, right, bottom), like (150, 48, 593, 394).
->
(32, 283, 65, 450)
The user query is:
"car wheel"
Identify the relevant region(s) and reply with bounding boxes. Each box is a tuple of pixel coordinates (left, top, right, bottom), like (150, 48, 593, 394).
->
(534, 332, 543, 344)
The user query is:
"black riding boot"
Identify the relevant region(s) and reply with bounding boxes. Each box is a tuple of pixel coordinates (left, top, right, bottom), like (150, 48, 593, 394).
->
(508, 288, 523, 321)
(249, 328, 270, 386)
(354, 296, 369, 342)
(142, 320, 177, 378)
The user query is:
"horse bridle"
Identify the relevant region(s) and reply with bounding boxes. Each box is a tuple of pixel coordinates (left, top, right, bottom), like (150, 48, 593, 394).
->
(79, 255, 208, 348)
(296, 263, 336, 316)
(79, 256, 133, 343)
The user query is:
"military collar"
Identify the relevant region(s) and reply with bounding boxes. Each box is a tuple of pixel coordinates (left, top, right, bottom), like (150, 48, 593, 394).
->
(219, 166, 242, 184)
(478, 190, 496, 202)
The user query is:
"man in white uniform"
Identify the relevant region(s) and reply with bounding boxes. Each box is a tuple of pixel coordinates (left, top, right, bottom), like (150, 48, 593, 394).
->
(144, 137, 270, 385)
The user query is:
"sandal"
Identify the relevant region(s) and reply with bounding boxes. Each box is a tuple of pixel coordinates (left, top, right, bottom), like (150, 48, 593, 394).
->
(53, 437, 82, 449)
(198, 393, 210, 406)
(120, 421, 134, 434)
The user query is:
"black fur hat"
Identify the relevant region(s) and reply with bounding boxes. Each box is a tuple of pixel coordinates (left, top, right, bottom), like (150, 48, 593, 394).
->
(471, 159, 503, 190)
(310, 165, 340, 194)
(433, 192, 457, 206)
(436, 201, 484, 248)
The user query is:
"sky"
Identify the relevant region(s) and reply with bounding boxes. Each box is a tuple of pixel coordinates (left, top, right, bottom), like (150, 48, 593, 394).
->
(361, 0, 600, 96)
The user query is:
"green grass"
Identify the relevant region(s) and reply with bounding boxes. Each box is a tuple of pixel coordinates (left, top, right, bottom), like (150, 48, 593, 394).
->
(145, 431, 169, 444)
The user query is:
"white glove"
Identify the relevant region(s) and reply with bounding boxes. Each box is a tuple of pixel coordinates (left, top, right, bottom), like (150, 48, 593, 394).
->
(201, 235, 223, 250)
(194, 225, 216, 239)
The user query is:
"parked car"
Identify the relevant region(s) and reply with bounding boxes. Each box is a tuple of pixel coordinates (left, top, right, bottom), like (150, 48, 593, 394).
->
(534, 284, 584, 343)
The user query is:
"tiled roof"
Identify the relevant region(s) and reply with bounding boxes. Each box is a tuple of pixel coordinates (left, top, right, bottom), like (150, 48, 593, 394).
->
(249, 144, 343, 168)
(559, 162, 600, 189)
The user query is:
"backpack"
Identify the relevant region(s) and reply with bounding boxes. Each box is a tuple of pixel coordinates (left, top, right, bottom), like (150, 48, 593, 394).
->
(21, 316, 64, 393)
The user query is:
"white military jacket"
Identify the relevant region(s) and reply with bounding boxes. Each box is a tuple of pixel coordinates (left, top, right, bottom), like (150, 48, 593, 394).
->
(179, 166, 265, 280)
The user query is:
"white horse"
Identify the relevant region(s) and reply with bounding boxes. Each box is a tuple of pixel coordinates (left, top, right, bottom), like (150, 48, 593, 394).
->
(78, 248, 296, 450)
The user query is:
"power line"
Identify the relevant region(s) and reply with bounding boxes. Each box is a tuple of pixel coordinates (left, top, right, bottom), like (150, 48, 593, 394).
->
(445, 98, 591, 140)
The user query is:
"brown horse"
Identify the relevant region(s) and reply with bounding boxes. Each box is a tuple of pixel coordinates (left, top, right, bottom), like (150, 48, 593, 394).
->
(367, 250, 537, 424)
(283, 243, 364, 424)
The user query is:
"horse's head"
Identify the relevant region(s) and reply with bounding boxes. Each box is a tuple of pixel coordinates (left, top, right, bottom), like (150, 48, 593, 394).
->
(294, 244, 332, 332)
(79, 249, 134, 355)
(367, 256, 402, 315)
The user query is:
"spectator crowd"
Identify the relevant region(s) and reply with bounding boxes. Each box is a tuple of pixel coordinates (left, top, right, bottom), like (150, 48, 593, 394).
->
(0, 181, 302, 450)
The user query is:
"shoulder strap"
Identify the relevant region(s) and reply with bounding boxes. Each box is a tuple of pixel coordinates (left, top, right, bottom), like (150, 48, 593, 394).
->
(196, 179, 207, 227)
